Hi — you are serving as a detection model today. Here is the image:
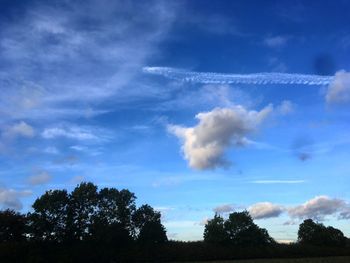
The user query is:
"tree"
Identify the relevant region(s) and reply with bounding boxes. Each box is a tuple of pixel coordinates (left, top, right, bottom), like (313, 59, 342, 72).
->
(298, 219, 346, 247)
(224, 211, 274, 246)
(203, 214, 227, 243)
(204, 211, 274, 246)
(132, 204, 167, 244)
(91, 187, 135, 244)
(0, 210, 26, 242)
(28, 190, 69, 242)
(68, 182, 98, 241)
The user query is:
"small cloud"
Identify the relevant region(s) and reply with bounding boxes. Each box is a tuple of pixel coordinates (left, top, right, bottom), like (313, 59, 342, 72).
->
(28, 170, 52, 185)
(0, 187, 32, 210)
(288, 196, 348, 221)
(248, 202, 284, 219)
(53, 155, 79, 166)
(43, 146, 59, 154)
(213, 204, 235, 214)
(326, 70, 350, 105)
(264, 36, 289, 48)
(251, 180, 305, 184)
(277, 100, 294, 115)
(3, 121, 35, 138)
(168, 104, 273, 170)
(42, 124, 109, 142)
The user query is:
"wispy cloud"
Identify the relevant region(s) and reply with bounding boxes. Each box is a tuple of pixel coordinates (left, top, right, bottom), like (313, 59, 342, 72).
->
(0, 1, 178, 122)
(251, 180, 306, 184)
(143, 67, 333, 85)
(28, 170, 52, 185)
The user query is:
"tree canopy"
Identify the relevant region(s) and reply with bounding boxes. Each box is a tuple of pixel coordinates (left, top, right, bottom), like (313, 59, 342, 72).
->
(298, 219, 347, 247)
(204, 211, 275, 246)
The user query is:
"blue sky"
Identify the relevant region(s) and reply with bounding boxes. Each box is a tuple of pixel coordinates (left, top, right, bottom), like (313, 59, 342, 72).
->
(1, 0, 350, 242)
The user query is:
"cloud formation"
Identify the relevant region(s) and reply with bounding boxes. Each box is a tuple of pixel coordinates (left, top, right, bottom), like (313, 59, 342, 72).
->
(248, 202, 284, 219)
(213, 204, 235, 214)
(168, 105, 273, 170)
(326, 70, 350, 105)
(288, 196, 349, 221)
(42, 124, 109, 142)
(2, 121, 35, 139)
(143, 67, 333, 85)
(29, 170, 52, 185)
(0, 187, 32, 210)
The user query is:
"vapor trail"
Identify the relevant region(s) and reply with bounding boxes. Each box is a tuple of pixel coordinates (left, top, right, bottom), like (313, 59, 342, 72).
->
(143, 67, 333, 85)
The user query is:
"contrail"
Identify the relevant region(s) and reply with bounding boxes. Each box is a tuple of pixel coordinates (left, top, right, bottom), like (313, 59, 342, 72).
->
(143, 67, 334, 85)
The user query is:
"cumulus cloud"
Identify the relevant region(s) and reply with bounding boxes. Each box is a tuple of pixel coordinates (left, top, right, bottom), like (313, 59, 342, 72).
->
(213, 204, 235, 214)
(2, 121, 35, 138)
(326, 70, 350, 104)
(0, 187, 32, 210)
(168, 105, 273, 170)
(288, 196, 348, 221)
(248, 202, 284, 219)
(28, 170, 52, 185)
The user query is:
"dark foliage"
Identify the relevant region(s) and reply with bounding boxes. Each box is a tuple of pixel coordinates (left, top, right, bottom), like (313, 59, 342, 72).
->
(204, 211, 275, 246)
(0, 209, 26, 242)
(298, 219, 347, 247)
(0, 183, 349, 262)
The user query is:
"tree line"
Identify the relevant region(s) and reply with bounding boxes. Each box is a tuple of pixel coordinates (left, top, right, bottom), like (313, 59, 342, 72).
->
(0, 182, 167, 245)
(0, 182, 349, 262)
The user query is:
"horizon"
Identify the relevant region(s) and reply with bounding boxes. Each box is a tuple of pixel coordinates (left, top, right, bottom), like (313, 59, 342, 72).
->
(0, 0, 350, 243)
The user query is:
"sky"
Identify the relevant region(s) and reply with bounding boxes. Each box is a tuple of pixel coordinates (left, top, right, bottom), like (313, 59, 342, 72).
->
(1, 0, 350, 242)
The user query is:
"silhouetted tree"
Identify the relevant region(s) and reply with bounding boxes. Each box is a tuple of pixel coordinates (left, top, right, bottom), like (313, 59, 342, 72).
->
(0, 209, 26, 242)
(203, 214, 227, 243)
(91, 187, 135, 244)
(132, 204, 167, 244)
(298, 219, 346, 247)
(68, 182, 98, 241)
(28, 190, 69, 242)
(204, 211, 274, 246)
(224, 211, 274, 246)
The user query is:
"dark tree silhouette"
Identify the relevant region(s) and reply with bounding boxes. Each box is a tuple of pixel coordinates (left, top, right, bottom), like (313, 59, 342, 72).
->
(132, 204, 167, 244)
(224, 211, 274, 246)
(68, 182, 98, 241)
(203, 214, 227, 244)
(204, 211, 274, 246)
(298, 219, 347, 247)
(92, 187, 135, 244)
(28, 190, 69, 242)
(0, 209, 26, 242)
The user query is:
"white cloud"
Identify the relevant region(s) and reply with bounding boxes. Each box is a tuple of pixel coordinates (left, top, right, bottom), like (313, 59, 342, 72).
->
(251, 180, 305, 184)
(43, 146, 59, 154)
(264, 36, 289, 48)
(28, 170, 52, 185)
(248, 202, 284, 219)
(0, 187, 32, 210)
(277, 100, 294, 115)
(326, 70, 350, 104)
(288, 196, 348, 221)
(213, 204, 235, 214)
(168, 104, 273, 170)
(42, 124, 109, 142)
(3, 121, 35, 138)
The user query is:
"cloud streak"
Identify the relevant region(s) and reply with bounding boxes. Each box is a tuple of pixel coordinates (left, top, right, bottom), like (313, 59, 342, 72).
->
(143, 67, 333, 85)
